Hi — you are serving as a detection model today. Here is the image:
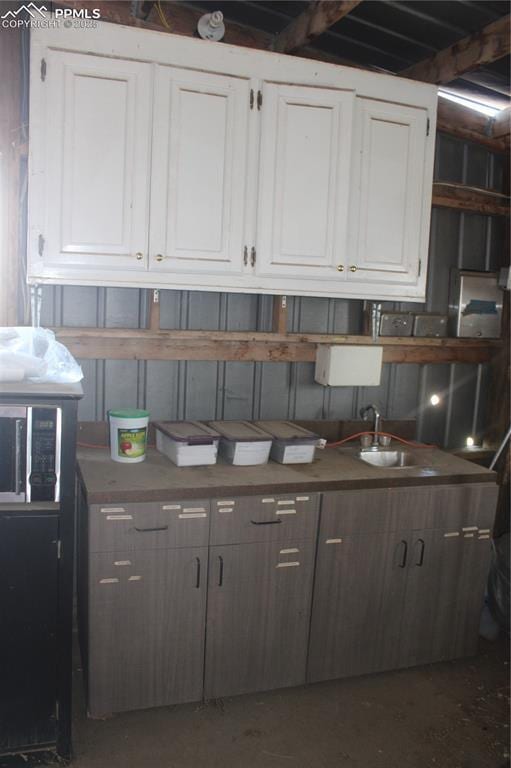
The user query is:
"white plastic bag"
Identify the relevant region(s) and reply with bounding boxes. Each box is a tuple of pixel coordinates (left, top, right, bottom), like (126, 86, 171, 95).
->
(0, 327, 83, 384)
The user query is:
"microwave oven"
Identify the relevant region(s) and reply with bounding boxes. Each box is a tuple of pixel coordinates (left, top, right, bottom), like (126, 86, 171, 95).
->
(0, 405, 62, 503)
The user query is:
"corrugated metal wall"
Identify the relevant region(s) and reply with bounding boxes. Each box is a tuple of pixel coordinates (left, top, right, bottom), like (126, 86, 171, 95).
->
(39, 133, 507, 448)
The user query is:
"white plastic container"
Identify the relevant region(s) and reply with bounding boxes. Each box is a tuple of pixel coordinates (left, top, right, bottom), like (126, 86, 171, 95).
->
(256, 421, 319, 464)
(209, 421, 272, 466)
(108, 409, 149, 463)
(154, 421, 220, 467)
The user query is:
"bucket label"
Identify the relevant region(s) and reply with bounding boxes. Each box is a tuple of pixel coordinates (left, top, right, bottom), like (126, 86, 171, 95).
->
(117, 428, 147, 459)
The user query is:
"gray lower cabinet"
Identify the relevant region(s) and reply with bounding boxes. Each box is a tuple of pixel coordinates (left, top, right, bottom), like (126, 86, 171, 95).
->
(308, 484, 498, 684)
(205, 539, 316, 699)
(87, 546, 208, 717)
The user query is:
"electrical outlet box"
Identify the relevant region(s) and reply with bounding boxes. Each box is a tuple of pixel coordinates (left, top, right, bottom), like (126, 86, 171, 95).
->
(315, 345, 383, 387)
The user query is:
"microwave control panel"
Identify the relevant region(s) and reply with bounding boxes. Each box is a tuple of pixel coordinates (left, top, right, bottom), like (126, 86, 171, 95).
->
(30, 407, 60, 502)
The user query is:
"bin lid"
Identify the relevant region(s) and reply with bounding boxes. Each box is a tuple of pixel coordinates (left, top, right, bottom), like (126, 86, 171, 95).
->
(209, 420, 272, 442)
(255, 420, 318, 442)
(154, 420, 220, 444)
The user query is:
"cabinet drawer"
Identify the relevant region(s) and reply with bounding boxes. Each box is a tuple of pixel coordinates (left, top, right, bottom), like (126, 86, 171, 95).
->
(89, 500, 210, 553)
(210, 493, 319, 545)
(321, 485, 497, 538)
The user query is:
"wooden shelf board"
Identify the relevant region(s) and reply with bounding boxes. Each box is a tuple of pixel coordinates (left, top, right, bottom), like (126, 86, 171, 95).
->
(54, 327, 502, 365)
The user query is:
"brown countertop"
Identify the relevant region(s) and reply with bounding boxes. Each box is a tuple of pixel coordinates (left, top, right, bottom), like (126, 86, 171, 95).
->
(77, 444, 497, 504)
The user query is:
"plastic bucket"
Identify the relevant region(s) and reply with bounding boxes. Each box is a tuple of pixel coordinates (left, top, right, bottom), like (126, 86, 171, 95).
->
(108, 409, 150, 463)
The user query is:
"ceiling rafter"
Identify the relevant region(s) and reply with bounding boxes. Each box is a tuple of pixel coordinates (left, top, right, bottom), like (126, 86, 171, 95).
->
(401, 14, 511, 84)
(271, 0, 362, 54)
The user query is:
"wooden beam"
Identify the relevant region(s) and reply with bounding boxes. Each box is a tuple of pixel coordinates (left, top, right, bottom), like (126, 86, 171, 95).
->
(432, 182, 510, 216)
(272, 0, 362, 54)
(401, 14, 511, 84)
(436, 98, 509, 153)
(272, 296, 288, 335)
(54, 328, 501, 365)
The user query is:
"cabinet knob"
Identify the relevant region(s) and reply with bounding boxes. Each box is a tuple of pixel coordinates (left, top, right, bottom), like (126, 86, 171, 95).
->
(349, 265, 357, 273)
(337, 264, 344, 272)
(155, 254, 166, 262)
(135, 252, 143, 261)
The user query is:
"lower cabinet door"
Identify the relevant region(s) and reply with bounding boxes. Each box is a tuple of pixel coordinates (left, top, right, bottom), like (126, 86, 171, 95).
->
(397, 528, 492, 668)
(0, 514, 59, 754)
(88, 547, 207, 716)
(307, 531, 409, 683)
(205, 540, 315, 699)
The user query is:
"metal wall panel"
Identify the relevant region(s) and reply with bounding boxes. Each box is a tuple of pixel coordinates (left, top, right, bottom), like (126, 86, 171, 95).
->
(40, 133, 505, 448)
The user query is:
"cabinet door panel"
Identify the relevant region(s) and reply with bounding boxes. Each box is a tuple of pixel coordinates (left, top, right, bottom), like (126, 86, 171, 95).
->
(88, 547, 207, 716)
(205, 540, 314, 699)
(348, 99, 428, 285)
(255, 83, 354, 279)
(307, 530, 409, 683)
(150, 66, 250, 275)
(0, 515, 58, 752)
(36, 51, 151, 274)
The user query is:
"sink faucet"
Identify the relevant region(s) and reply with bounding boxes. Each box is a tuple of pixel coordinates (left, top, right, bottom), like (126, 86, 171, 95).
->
(360, 404, 381, 448)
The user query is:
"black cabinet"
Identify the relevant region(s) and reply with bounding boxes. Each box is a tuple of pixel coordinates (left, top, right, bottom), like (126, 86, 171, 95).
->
(0, 514, 59, 753)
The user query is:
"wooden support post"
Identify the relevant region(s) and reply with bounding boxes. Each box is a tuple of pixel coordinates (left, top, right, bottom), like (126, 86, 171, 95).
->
(272, 296, 288, 335)
(147, 289, 161, 331)
(401, 15, 511, 84)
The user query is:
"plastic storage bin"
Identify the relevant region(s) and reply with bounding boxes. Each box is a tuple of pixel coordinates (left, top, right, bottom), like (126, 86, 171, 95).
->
(209, 421, 272, 466)
(256, 421, 319, 464)
(154, 421, 220, 467)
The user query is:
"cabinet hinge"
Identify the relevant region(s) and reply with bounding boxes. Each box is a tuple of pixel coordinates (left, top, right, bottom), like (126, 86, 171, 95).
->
(38, 234, 45, 256)
(418, 259, 422, 277)
(426, 117, 430, 136)
(40, 58, 46, 82)
(257, 90, 262, 110)
(243, 245, 248, 266)
(57, 540, 62, 559)
(250, 246, 256, 266)
(249, 89, 254, 110)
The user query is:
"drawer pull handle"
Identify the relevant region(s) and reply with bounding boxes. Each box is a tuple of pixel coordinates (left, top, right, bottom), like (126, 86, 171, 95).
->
(296, 496, 310, 502)
(276, 509, 296, 516)
(195, 557, 201, 589)
(99, 577, 119, 584)
(277, 500, 294, 506)
(326, 538, 342, 545)
(218, 555, 224, 587)
(107, 514, 133, 521)
(250, 519, 282, 526)
(101, 507, 126, 513)
(162, 504, 181, 510)
(217, 500, 235, 507)
(397, 540, 407, 568)
(114, 560, 132, 566)
(134, 525, 168, 533)
(261, 498, 275, 504)
(276, 561, 300, 568)
(128, 575, 142, 581)
(444, 532, 460, 538)
(415, 538, 425, 567)
(280, 547, 299, 554)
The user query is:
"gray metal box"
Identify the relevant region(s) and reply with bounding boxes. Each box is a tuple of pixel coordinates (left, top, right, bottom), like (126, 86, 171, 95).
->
(413, 313, 448, 337)
(379, 312, 413, 337)
(449, 270, 503, 338)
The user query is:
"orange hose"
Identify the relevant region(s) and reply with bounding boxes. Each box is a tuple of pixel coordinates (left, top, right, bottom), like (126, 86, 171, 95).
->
(326, 431, 435, 449)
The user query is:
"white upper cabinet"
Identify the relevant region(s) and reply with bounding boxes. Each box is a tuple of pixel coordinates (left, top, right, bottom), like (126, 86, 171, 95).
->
(255, 84, 354, 282)
(28, 22, 437, 300)
(150, 67, 251, 277)
(347, 99, 431, 294)
(30, 50, 152, 279)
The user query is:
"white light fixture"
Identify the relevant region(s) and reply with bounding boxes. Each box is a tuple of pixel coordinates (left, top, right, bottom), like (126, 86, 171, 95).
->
(197, 10, 225, 41)
(466, 436, 475, 448)
(429, 394, 441, 406)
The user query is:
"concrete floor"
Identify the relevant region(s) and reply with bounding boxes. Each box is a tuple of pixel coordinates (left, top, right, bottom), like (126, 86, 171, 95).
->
(72, 638, 510, 768)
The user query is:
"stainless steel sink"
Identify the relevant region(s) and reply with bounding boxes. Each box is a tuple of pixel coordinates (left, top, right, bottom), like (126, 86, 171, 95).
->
(357, 450, 417, 468)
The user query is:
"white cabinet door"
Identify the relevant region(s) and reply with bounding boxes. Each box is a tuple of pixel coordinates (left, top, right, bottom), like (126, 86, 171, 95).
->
(150, 66, 251, 277)
(254, 83, 354, 281)
(30, 51, 152, 279)
(347, 99, 429, 287)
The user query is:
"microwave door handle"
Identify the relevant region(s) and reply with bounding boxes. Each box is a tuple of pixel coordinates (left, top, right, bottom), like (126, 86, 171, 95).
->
(15, 419, 23, 494)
